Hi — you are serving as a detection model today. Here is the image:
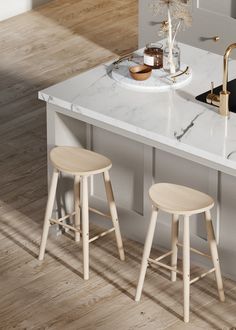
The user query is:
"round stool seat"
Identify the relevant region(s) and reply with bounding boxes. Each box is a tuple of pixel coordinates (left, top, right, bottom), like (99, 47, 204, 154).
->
(149, 183, 214, 215)
(50, 146, 112, 175)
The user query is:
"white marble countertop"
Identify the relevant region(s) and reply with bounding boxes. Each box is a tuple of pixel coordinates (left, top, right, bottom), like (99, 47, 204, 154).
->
(39, 43, 236, 176)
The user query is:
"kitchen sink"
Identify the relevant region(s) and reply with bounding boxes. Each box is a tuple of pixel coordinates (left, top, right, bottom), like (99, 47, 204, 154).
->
(195, 78, 236, 113)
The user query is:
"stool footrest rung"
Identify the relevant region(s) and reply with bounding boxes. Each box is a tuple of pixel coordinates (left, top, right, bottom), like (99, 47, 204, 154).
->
(55, 211, 76, 222)
(190, 267, 216, 285)
(148, 258, 183, 275)
(50, 218, 81, 233)
(89, 207, 112, 220)
(177, 243, 211, 259)
(89, 227, 115, 243)
(154, 250, 173, 262)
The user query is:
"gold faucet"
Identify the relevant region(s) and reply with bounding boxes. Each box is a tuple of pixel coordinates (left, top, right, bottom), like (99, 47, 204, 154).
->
(206, 43, 236, 117)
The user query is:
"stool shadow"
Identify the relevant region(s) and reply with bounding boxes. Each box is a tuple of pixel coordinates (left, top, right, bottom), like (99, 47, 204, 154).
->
(0, 226, 38, 259)
(0, 220, 84, 279)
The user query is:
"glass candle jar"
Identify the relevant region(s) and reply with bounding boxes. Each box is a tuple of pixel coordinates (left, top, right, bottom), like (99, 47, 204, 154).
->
(143, 43, 163, 69)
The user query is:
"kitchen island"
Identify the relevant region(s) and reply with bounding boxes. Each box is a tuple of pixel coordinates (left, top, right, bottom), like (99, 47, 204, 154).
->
(39, 43, 236, 279)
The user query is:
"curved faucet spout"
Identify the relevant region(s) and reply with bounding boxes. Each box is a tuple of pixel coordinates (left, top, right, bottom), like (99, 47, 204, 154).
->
(206, 42, 236, 116)
(223, 43, 236, 93)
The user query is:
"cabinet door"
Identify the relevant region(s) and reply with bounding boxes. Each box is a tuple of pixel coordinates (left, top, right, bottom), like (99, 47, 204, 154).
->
(139, 0, 236, 57)
(180, 0, 236, 57)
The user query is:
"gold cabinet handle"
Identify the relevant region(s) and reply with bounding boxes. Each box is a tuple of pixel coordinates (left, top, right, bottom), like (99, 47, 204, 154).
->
(200, 36, 220, 42)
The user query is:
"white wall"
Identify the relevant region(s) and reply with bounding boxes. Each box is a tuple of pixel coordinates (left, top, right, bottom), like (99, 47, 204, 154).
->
(0, 0, 51, 21)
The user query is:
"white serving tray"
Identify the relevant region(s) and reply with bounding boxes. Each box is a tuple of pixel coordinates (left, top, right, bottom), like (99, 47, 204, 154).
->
(111, 59, 192, 92)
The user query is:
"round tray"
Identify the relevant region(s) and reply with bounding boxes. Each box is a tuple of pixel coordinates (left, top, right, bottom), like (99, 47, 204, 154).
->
(111, 60, 192, 92)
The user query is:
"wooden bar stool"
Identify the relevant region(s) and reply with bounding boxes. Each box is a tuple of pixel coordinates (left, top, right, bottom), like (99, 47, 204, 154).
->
(135, 183, 225, 323)
(38, 146, 125, 280)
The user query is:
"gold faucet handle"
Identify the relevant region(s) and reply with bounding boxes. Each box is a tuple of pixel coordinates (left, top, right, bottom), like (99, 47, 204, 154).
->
(211, 81, 214, 94)
(206, 82, 216, 104)
(206, 82, 221, 107)
(211, 94, 220, 107)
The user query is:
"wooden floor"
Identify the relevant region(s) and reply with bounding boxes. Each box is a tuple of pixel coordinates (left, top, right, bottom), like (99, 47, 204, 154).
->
(0, 1, 236, 329)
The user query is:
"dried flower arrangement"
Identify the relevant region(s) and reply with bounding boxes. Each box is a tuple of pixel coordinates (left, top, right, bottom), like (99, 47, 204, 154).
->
(150, 0, 192, 73)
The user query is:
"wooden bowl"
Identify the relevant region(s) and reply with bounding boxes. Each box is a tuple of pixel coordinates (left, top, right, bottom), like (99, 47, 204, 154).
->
(129, 65, 152, 81)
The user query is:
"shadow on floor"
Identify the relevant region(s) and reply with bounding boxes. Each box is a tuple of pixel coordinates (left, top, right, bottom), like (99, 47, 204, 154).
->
(0, 69, 47, 224)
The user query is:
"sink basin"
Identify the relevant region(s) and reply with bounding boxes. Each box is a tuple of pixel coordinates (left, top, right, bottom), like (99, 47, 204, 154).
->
(195, 78, 236, 113)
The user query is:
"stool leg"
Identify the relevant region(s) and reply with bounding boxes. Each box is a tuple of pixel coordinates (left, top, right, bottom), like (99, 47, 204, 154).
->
(103, 170, 125, 261)
(171, 214, 179, 282)
(135, 207, 158, 302)
(183, 215, 190, 323)
(39, 169, 59, 261)
(82, 176, 89, 280)
(205, 210, 225, 302)
(74, 175, 81, 242)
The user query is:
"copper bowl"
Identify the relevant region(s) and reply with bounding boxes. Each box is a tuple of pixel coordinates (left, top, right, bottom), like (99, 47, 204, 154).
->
(129, 65, 152, 81)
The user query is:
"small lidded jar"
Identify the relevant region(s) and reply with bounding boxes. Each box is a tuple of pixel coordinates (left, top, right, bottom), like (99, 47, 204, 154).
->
(144, 43, 163, 69)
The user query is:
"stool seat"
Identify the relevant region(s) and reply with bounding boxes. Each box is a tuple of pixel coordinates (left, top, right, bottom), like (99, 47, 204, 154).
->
(149, 183, 214, 215)
(50, 146, 112, 175)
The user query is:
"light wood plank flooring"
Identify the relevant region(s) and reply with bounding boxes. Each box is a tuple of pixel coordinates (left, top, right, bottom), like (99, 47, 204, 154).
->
(0, 1, 236, 329)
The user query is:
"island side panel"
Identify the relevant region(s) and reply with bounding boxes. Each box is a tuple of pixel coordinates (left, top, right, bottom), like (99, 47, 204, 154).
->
(45, 103, 236, 279)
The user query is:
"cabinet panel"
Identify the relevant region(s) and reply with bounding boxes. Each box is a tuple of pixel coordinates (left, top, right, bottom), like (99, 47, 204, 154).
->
(92, 127, 145, 215)
(154, 148, 219, 240)
(219, 173, 236, 277)
(198, 0, 235, 18)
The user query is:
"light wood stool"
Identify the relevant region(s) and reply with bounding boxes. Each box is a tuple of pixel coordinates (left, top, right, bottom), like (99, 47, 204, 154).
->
(135, 183, 225, 323)
(38, 146, 125, 280)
